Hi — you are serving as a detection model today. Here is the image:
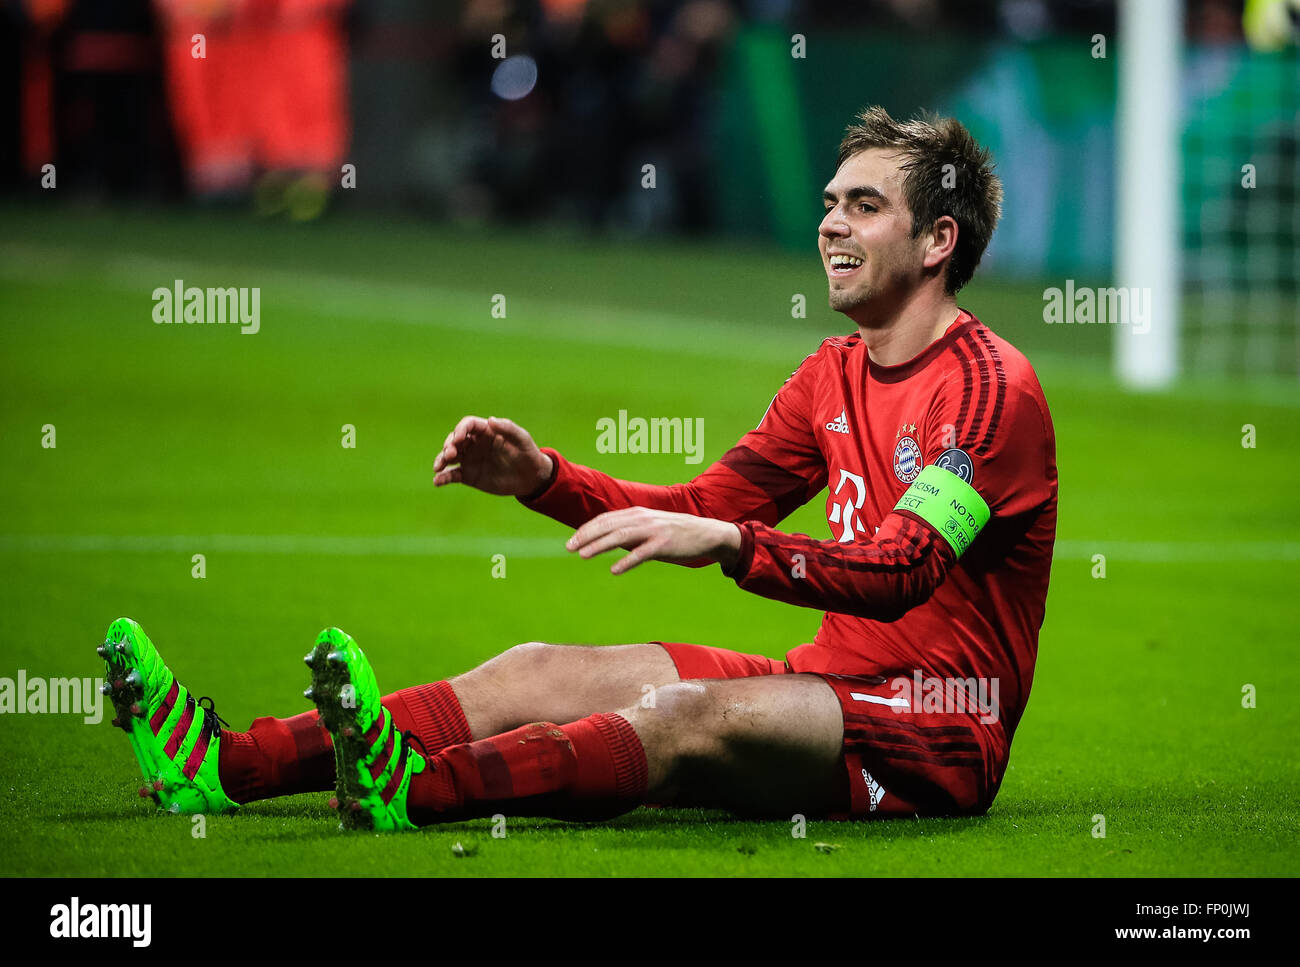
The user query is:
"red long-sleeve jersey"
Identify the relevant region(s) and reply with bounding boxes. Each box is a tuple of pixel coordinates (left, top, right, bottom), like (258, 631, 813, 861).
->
(520, 310, 1057, 740)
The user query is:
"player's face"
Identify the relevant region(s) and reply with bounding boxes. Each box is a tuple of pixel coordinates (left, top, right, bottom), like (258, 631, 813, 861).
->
(819, 149, 926, 318)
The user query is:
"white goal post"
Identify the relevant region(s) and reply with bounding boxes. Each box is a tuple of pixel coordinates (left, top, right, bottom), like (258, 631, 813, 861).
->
(1116, 0, 1182, 389)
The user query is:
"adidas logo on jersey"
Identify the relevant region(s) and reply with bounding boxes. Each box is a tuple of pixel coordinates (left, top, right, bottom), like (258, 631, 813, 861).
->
(825, 410, 851, 434)
(861, 769, 887, 812)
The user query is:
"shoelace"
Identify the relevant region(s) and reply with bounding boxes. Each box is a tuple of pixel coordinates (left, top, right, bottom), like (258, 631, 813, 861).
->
(400, 729, 436, 772)
(196, 695, 230, 735)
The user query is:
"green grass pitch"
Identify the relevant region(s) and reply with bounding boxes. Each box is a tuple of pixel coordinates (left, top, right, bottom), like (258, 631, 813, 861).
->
(0, 205, 1296, 877)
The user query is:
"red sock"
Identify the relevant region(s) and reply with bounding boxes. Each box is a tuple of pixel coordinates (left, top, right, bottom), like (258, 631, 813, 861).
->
(218, 681, 473, 804)
(380, 681, 473, 752)
(407, 712, 649, 825)
(218, 711, 333, 805)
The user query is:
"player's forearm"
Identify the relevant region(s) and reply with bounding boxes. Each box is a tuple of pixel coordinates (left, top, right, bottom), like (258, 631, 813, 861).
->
(518, 447, 778, 532)
(722, 518, 952, 621)
(517, 447, 680, 529)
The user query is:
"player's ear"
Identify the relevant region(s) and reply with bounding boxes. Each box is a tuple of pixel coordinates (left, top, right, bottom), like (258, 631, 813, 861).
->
(922, 215, 958, 272)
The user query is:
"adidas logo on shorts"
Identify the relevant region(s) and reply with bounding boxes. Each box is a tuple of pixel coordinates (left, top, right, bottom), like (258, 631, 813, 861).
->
(825, 410, 851, 434)
(861, 769, 887, 812)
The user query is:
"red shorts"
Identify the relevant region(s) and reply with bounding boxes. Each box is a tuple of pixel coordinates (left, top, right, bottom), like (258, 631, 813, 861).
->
(655, 641, 1008, 819)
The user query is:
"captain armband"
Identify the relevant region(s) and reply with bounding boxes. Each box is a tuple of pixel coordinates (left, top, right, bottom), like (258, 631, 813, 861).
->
(893, 463, 991, 557)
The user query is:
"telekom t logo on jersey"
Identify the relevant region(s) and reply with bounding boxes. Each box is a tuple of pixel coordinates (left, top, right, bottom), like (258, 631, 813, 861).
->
(828, 469, 867, 542)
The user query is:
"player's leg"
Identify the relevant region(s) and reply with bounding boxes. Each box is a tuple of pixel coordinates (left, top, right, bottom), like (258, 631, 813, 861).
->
(631, 672, 1005, 818)
(224, 637, 782, 806)
(324, 659, 1001, 827)
(444, 641, 680, 739)
(294, 630, 672, 829)
(100, 615, 695, 812)
(311, 636, 806, 828)
(206, 642, 681, 816)
(621, 675, 846, 815)
(214, 639, 682, 809)
(98, 616, 782, 818)
(399, 673, 848, 824)
(446, 638, 786, 737)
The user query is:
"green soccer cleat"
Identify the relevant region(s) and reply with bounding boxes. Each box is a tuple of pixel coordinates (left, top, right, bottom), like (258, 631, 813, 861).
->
(304, 628, 429, 831)
(98, 617, 239, 815)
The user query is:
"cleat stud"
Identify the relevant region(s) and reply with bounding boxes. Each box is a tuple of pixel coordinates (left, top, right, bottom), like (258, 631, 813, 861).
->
(303, 652, 315, 667)
(349, 801, 361, 812)
(125, 670, 142, 687)
(139, 786, 149, 798)
(114, 679, 125, 690)
(116, 641, 132, 657)
(100, 682, 113, 695)
(341, 726, 354, 738)
(96, 645, 108, 658)
(303, 687, 314, 701)
(111, 716, 121, 728)
(168, 803, 181, 814)
(153, 779, 165, 792)
(129, 702, 143, 716)
(328, 797, 339, 810)
(327, 651, 344, 664)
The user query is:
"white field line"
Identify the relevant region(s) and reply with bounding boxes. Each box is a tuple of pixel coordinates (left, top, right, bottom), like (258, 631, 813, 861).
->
(0, 534, 565, 558)
(0, 533, 1297, 562)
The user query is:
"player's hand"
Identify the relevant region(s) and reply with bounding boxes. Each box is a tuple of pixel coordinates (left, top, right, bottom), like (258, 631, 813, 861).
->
(567, 507, 742, 575)
(432, 415, 553, 497)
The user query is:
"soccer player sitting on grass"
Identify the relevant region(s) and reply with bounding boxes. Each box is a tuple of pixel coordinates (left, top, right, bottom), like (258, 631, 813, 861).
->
(100, 107, 1057, 828)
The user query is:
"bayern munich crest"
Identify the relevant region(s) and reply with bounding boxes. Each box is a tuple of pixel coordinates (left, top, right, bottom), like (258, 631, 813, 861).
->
(893, 435, 922, 483)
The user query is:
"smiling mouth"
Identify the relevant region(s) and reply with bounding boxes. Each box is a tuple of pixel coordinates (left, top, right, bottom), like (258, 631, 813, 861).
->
(827, 253, 864, 278)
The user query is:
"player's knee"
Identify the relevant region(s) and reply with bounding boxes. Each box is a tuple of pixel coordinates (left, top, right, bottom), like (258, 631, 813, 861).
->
(644, 682, 726, 762)
(501, 640, 557, 672)
(505, 640, 548, 659)
(501, 640, 596, 688)
(478, 641, 554, 688)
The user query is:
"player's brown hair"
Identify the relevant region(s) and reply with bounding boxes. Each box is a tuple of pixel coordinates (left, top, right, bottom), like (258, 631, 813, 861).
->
(836, 107, 1002, 294)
